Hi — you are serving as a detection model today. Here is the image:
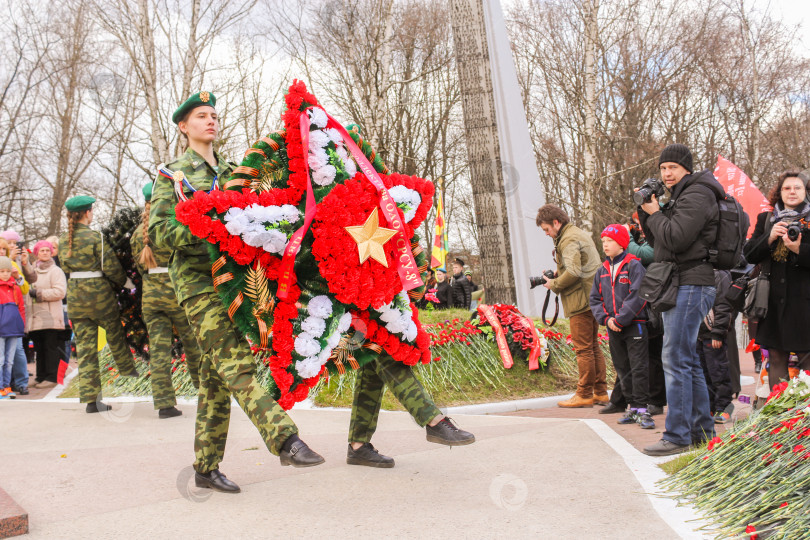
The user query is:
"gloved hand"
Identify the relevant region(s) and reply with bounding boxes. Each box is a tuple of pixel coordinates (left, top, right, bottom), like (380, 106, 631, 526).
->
(29, 288, 37, 299)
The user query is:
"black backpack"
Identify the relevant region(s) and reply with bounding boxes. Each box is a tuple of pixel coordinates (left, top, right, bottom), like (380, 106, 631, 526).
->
(708, 193, 749, 270)
(693, 174, 749, 270)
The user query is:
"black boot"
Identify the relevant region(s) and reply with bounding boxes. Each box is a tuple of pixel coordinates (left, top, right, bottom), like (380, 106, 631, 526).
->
(347, 443, 395, 468)
(426, 417, 475, 446)
(86, 402, 111, 414)
(159, 406, 182, 419)
(194, 469, 240, 493)
(599, 402, 624, 414)
(279, 435, 325, 467)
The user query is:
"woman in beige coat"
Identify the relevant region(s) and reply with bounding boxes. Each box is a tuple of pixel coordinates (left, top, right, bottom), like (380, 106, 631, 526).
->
(27, 240, 67, 388)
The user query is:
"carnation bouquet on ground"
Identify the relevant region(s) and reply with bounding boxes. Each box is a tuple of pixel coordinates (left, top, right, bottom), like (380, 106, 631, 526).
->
(172, 80, 435, 409)
(472, 303, 549, 370)
(661, 371, 810, 539)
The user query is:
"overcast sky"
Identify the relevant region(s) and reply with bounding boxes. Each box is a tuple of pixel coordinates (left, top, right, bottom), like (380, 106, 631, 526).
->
(773, 0, 810, 53)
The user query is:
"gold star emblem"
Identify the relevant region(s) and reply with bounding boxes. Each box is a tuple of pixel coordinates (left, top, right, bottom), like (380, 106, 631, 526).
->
(344, 207, 397, 267)
(200, 91, 210, 103)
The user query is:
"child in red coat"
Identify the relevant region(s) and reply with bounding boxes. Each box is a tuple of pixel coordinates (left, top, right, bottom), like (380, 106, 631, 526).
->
(0, 256, 25, 398)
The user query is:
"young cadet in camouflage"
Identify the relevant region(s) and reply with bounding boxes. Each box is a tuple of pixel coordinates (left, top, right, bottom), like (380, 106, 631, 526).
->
(148, 91, 323, 494)
(131, 182, 202, 418)
(59, 195, 138, 413)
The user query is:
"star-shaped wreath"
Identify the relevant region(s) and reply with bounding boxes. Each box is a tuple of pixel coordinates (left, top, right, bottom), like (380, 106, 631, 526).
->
(174, 80, 435, 409)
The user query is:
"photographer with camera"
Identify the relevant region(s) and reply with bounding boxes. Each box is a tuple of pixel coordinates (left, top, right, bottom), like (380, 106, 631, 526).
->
(637, 143, 723, 456)
(743, 171, 810, 389)
(535, 204, 605, 408)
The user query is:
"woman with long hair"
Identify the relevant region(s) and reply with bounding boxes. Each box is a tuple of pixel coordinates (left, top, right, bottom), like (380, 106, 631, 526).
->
(131, 182, 203, 418)
(26, 241, 66, 389)
(59, 196, 138, 412)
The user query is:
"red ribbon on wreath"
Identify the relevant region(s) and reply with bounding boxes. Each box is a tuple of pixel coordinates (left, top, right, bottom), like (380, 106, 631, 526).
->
(478, 303, 513, 369)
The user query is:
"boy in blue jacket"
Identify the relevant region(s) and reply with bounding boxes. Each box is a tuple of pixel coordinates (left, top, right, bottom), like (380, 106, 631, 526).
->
(589, 225, 653, 429)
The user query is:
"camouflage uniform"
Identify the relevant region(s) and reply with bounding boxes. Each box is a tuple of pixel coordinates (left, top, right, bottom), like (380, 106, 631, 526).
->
(131, 223, 202, 409)
(148, 148, 298, 473)
(59, 223, 137, 403)
(349, 354, 442, 443)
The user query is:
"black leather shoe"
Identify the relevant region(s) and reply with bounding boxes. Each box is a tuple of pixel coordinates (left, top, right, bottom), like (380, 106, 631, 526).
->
(279, 439, 325, 467)
(648, 404, 665, 416)
(17, 388, 28, 396)
(86, 402, 111, 413)
(194, 469, 241, 493)
(426, 417, 475, 446)
(598, 402, 624, 414)
(159, 406, 182, 419)
(347, 443, 395, 468)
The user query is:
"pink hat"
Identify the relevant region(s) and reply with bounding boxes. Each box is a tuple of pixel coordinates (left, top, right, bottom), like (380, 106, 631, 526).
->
(33, 240, 55, 255)
(600, 224, 630, 250)
(0, 230, 20, 243)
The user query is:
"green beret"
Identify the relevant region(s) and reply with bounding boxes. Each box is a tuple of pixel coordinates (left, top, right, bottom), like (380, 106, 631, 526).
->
(65, 195, 95, 212)
(172, 91, 216, 124)
(142, 182, 153, 202)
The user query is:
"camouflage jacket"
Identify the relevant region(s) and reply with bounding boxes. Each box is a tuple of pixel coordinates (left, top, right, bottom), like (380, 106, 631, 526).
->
(59, 222, 126, 319)
(147, 148, 234, 305)
(131, 222, 178, 313)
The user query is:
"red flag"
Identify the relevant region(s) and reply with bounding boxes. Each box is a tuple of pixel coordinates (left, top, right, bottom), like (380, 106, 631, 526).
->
(714, 155, 771, 237)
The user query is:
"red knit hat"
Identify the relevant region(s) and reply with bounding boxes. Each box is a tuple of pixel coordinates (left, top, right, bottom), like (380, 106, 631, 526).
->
(601, 224, 629, 250)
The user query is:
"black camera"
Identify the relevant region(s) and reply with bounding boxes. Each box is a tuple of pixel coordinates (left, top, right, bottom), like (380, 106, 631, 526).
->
(529, 270, 556, 289)
(787, 222, 803, 242)
(633, 178, 666, 206)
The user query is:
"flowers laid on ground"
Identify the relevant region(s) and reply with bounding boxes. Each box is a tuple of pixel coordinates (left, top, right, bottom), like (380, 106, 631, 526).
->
(661, 370, 810, 539)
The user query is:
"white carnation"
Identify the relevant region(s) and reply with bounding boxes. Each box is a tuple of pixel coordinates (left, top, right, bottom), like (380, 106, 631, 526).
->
(388, 186, 422, 223)
(312, 164, 337, 186)
(378, 307, 400, 324)
(308, 129, 330, 150)
(307, 107, 328, 128)
(405, 320, 418, 342)
(308, 295, 333, 318)
(318, 347, 333, 364)
(326, 331, 341, 349)
(295, 357, 322, 379)
(262, 229, 289, 255)
(324, 128, 342, 144)
(337, 312, 352, 333)
(301, 316, 326, 337)
(308, 147, 329, 170)
(294, 332, 321, 358)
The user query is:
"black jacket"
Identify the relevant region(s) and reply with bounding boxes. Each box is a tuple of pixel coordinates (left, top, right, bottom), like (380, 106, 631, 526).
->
(451, 273, 473, 309)
(743, 210, 810, 351)
(435, 280, 451, 309)
(698, 270, 732, 341)
(639, 169, 721, 286)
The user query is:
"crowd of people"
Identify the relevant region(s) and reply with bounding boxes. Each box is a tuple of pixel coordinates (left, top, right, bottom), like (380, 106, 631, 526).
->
(422, 258, 481, 310)
(0, 232, 71, 399)
(537, 143, 809, 457)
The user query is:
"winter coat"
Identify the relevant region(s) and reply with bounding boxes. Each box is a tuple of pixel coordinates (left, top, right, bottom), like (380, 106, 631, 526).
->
(435, 280, 451, 309)
(27, 260, 67, 332)
(639, 169, 721, 286)
(451, 273, 473, 309)
(0, 277, 25, 337)
(547, 223, 601, 317)
(698, 270, 733, 341)
(742, 211, 810, 351)
(589, 252, 647, 328)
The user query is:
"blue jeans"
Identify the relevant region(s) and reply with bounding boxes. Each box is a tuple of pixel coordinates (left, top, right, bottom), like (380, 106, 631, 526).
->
(12, 338, 29, 389)
(661, 285, 716, 446)
(0, 336, 20, 389)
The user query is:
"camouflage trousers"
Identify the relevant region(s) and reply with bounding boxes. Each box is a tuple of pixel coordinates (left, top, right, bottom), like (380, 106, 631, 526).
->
(181, 292, 298, 474)
(143, 303, 202, 410)
(349, 354, 442, 443)
(74, 315, 137, 404)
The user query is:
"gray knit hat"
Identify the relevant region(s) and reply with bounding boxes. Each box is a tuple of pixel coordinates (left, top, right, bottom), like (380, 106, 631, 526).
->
(0, 256, 13, 271)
